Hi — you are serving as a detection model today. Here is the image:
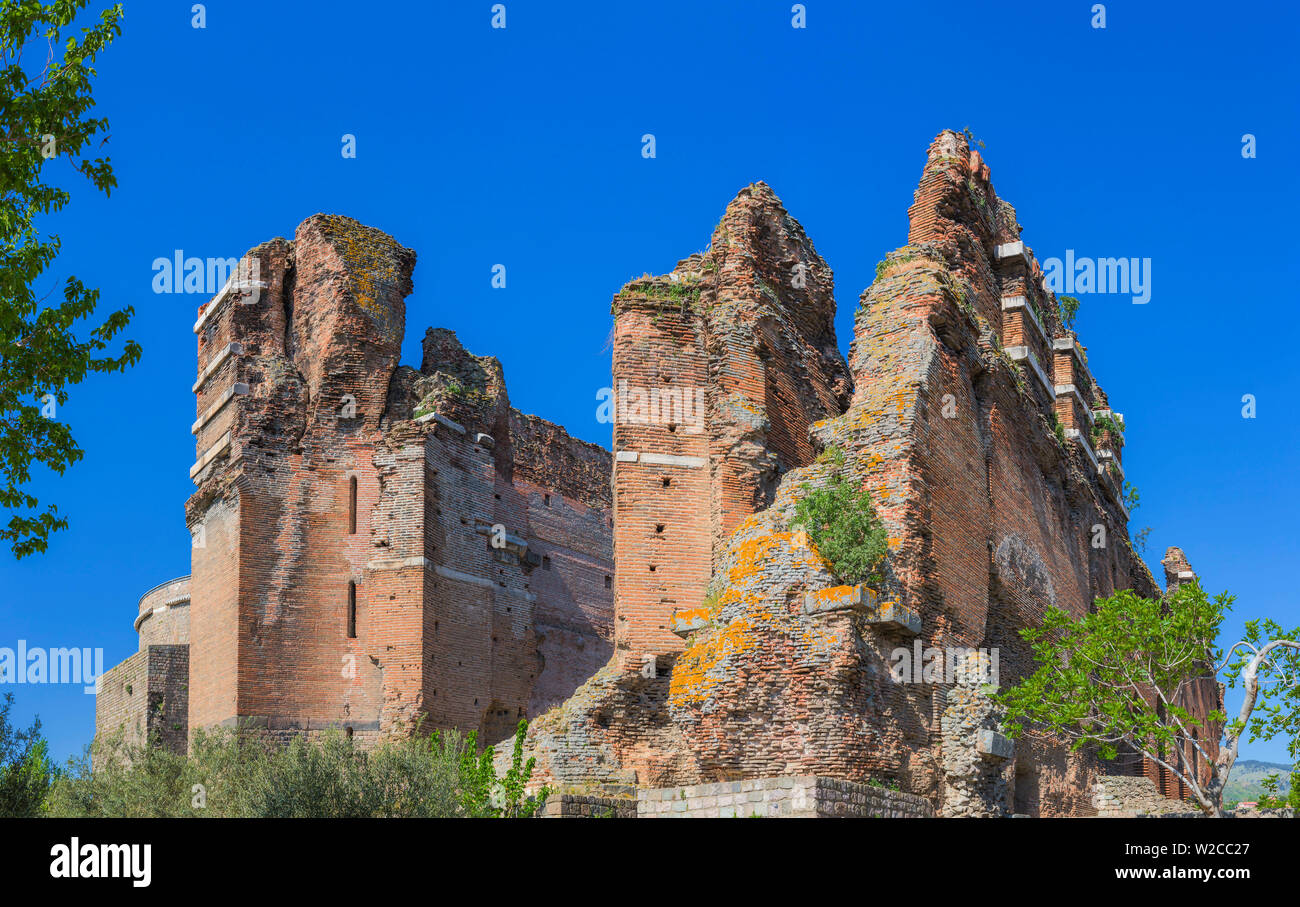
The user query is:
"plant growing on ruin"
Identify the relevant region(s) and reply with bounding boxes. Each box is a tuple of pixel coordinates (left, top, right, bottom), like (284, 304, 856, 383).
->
(999, 582, 1300, 817)
(450, 719, 549, 818)
(1091, 413, 1123, 445)
(1132, 525, 1153, 556)
(1050, 414, 1066, 446)
(960, 126, 985, 150)
(815, 444, 845, 468)
(792, 470, 888, 586)
(0, 1, 138, 557)
(1123, 480, 1140, 512)
(1057, 295, 1081, 332)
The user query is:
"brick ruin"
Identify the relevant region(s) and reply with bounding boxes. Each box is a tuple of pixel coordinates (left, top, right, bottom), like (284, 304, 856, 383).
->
(178, 214, 614, 745)
(94, 131, 1221, 815)
(513, 130, 1221, 816)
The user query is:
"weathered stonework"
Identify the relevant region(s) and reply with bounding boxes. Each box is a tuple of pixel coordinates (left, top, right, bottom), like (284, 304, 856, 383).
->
(537, 793, 637, 819)
(1092, 776, 1194, 817)
(609, 182, 852, 659)
(94, 575, 193, 760)
(98, 134, 1223, 818)
(178, 214, 614, 745)
(637, 777, 934, 818)
(517, 131, 1221, 817)
(941, 652, 1013, 817)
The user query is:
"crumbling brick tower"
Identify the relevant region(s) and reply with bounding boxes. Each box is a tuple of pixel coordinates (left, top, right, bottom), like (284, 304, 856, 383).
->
(609, 182, 852, 661)
(185, 215, 613, 745)
(520, 131, 1219, 816)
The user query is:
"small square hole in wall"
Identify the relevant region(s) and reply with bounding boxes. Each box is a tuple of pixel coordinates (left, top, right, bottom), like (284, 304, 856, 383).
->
(655, 524, 665, 534)
(649, 565, 657, 572)
(544, 493, 551, 506)
(662, 477, 671, 488)
(604, 575, 612, 589)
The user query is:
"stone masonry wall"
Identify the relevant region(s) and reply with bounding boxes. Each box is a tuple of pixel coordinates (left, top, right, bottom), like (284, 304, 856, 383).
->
(637, 777, 934, 818)
(97, 576, 192, 760)
(95, 644, 189, 759)
(136, 576, 190, 650)
(1093, 775, 1195, 817)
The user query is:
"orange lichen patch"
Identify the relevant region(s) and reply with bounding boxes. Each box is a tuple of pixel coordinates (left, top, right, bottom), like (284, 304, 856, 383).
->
(727, 533, 786, 586)
(324, 216, 405, 332)
(808, 584, 856, 604)
(887, 536, 902, 549)
(674, 606, 713, 624)
(669, 617, 757, 705)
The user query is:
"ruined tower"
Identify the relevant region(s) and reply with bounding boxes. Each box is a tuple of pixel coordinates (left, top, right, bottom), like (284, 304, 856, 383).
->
(183, 215, 614, 744)
(610, 182, 852, 661)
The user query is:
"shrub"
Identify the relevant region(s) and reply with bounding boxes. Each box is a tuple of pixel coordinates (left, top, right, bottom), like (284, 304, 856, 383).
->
(44, 719, 547, 818)
(792, 472, 888, 585)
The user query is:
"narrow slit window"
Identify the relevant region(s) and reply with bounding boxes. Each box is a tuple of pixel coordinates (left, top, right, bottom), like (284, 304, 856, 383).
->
(348, 476, 358, 535)
(347, 581, 357, 638)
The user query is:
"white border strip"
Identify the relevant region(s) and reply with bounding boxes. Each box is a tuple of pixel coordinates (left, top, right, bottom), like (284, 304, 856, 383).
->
(1004, 346, 1056, 400)
(192, 342, 243, 393)
(192, 383, 249, 434)
(189, 431, 232, 481)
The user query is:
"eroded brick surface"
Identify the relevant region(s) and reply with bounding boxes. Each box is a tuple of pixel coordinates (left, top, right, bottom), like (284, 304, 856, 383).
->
(182, 215, 613, 745)
(97, 135, 1222, 819)
(519, 132, 1222, 817)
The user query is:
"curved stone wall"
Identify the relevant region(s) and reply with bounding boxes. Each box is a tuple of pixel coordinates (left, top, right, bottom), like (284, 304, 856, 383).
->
(135, 575, 192, 650)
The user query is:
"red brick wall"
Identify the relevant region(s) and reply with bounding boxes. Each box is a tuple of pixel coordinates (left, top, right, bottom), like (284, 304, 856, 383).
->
(609, 183, 852, 660)
(186, 216, 613, 747)
(611, 298, 711, 658)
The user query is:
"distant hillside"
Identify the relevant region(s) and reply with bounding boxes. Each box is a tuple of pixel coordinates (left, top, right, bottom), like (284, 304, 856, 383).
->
(1224, 759, 1294, 804)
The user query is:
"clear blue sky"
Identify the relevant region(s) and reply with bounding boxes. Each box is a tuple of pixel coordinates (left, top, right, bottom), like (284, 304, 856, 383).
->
(3, 0, 1297, 766)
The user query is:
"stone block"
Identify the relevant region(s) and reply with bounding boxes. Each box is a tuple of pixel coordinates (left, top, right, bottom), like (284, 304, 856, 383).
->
(976, 729, 1014, 761)
(803, 584, 875, 615)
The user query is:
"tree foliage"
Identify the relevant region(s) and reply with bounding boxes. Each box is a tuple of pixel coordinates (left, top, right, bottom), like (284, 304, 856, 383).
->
(1, 0, 137, 557)
(0, 692, 53, 816)
(1256, 769, 1299, 811)
(448, 720, 550, 818)
(999, 582, 1300, 816)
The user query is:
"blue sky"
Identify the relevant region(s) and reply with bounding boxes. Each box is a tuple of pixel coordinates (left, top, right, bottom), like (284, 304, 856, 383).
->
(2, 0, 1297, 765)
